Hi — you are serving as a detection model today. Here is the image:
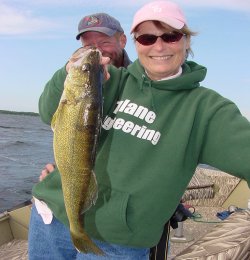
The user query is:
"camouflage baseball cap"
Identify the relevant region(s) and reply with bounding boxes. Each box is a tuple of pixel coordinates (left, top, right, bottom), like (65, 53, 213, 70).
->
(76, 13, 124, 40)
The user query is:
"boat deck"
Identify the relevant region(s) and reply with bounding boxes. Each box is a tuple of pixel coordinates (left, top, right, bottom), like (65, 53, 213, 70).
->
(169, 206, 224, 259)
(0, 239, 28, 260)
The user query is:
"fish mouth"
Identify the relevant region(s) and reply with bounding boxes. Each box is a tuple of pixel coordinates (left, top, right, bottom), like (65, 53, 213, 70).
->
(73, 48, 101, 68)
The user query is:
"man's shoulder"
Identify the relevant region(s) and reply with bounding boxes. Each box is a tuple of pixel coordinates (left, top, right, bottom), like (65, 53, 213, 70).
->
(122, 49, 132, 68)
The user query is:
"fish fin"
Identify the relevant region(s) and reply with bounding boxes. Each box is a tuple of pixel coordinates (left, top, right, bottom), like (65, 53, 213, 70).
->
(51, 91, 67, 131)
(51, 109, 58, 132)
(71, 232, 103, 255)
(81, 171, 98, 214)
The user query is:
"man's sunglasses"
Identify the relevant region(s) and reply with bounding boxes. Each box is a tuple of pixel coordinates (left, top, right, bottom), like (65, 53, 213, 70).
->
(135, 32, 184, 46)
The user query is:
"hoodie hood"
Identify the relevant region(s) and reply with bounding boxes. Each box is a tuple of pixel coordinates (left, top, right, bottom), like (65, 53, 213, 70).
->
(127, 59, 207, 91)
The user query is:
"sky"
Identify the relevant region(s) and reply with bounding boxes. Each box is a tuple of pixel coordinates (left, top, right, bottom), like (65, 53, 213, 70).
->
(0, 0, 250, 120)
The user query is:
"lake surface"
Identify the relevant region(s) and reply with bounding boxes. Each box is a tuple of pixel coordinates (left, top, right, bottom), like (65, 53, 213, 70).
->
(0, 113, 54, 212)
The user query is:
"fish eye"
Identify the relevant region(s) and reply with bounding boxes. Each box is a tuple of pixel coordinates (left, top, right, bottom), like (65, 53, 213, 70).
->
(82, 63, 91, 71)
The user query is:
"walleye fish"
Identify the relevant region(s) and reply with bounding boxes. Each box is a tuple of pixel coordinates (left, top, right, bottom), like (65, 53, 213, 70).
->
(51, 48, 103, 254)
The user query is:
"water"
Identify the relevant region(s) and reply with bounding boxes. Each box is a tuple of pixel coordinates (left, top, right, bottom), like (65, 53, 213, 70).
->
(0, 113, 54, 212)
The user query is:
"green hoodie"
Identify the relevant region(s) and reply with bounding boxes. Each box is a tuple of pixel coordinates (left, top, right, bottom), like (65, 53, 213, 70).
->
(34, 60, 250, 248)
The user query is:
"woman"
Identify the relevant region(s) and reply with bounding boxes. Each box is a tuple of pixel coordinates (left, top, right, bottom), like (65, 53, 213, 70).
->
(30, 1, 250, 259)
(131, 3, 195, 81)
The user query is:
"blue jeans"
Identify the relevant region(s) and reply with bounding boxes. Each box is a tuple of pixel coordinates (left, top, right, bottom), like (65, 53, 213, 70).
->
(28, 205, 150, 259)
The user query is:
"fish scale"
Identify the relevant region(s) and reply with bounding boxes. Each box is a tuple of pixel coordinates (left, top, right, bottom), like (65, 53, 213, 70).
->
(51, 48, 103, 254)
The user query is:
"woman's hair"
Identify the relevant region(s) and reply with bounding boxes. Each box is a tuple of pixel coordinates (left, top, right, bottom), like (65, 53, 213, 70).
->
(177, 24, 197, 58)
(133, 21, 198, 58)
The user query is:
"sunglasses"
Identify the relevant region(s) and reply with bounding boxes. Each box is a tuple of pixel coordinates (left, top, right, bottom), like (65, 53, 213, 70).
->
(135, 32, 184, 46)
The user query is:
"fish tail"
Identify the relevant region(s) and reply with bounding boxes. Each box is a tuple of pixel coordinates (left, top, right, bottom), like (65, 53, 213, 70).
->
(71, 231, 103, 255)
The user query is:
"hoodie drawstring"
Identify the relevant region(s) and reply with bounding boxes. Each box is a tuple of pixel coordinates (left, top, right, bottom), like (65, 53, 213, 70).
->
(140, 74, 157, 112)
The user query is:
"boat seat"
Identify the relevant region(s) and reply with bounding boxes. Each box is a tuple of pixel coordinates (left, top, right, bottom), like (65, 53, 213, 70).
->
(182, 167, 241, 207)
(182, 167, 215, 203)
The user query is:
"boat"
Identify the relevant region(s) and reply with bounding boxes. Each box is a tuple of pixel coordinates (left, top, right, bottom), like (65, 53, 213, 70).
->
(170, 167, 250, 259)
(0, 200, 31, 259)
(1, 167, 250, 259)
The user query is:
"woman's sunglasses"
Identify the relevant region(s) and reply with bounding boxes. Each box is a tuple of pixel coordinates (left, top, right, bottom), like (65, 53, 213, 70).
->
(135, 32, 184, 46)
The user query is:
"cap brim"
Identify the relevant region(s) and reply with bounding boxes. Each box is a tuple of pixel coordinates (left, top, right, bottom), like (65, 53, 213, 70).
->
(130, 17, 184, 33)
(76, 27, 117, 40)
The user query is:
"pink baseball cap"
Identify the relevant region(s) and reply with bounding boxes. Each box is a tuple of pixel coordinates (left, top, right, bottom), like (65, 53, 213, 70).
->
(130, 1, 187, 33)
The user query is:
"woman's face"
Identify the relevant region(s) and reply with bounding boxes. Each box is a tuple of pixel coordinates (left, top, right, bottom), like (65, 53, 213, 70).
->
(135, 21, 190, 81)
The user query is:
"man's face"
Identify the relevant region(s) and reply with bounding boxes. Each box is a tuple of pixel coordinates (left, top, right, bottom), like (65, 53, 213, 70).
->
(80, 31, 126, 68)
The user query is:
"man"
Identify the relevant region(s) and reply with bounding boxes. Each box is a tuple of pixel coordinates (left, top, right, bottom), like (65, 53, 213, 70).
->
(29, 12, 133, 260)
(39, 12, 131, 180)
